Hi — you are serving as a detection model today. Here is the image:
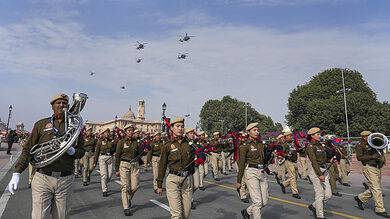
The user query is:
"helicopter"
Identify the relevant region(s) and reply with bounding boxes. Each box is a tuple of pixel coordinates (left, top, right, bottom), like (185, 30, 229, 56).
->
(135, 41, 148, 50)
(179, 33, 195, 42)
(136, 58, 142, 63)
(90, 71, 95, 76)
(120, 86, 126, 89)
(177, 53, 188, 59)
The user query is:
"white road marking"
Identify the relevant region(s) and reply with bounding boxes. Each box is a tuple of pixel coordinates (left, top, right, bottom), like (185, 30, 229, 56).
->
(0, 151, 21, 218)
(150, 199, 170, 212)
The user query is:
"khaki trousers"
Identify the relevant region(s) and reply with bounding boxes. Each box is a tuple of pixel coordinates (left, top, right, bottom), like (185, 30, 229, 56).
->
(358, 165, 385, 213)
(198, 164, 205, 187)
(277, 161, 286, 180)
(29, 164, 36, 185)
(298, 155, 308, 178)
(98, 155, 113, 192)
(282, 160, 299, 194)
(166, 174, 193, 219)
(329, 163, 338, 192)
(31, 172, 74, 219)
(245, 167, 269, 219)
(338, 159, 349, 184)
(119, 161, 139, 209)
(82, 151, 95, 182)
(234, 162, 247, 199)
(211, 152, 221, 178)
(151, 156, 160, 190)
(193, 167, 200, 191)
(309, 166, 332, 218)
(221, 152, 227, 173)
(204, 156, 209, 176)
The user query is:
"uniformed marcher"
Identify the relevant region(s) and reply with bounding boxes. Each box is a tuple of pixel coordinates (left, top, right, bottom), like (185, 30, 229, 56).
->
(82, 127, 97, 186)
(156, 117, 195, 219)
(306, 127, 332, 219)
(236, 122, 269, 219)
(279, 130, 301, 199)
(196, 131, 208, 190)
(93, 128, 115, 197)
(8, 93, 85, 219)
(334, 140, 351, 187)
(210, 132, 223, 181)
(147, 131, 163, 193)
(115, 124, 142, 216)
(354, 131, 390, 218)
(186, 128, 200, 210)
(275, 134, 287, 181)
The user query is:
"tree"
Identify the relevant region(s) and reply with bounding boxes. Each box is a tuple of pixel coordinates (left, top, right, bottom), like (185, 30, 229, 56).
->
(199, 96, 280, 134)
(286, 68, 390, 136)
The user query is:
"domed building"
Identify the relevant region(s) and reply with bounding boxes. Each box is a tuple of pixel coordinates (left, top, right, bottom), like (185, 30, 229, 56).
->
(85, 100, 161, 134)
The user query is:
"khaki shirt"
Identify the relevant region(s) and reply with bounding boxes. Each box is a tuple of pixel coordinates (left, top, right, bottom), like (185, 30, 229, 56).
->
(84, 136, 97, 152)
(94, 139, 115, 164)
(284, 142, 298, 162)
(356, 140, 386, 168)
(15, 116, 85, 173)
(237, 139, 264, 183)
(156, 138, 193, 188)
(115, 138, 140, 172)
(306, 142, 327, 177)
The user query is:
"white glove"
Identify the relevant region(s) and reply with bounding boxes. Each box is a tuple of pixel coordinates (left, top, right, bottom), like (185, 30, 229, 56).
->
(67, 147, 76, 155)
(8, 173, 20, 195)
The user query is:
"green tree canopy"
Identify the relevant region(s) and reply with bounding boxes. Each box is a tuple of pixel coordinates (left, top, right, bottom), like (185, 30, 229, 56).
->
(199, 96, 280, 134)
(286, 68, 390, 136)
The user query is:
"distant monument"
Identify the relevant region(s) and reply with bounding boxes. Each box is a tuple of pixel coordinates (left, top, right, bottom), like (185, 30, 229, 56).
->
(137, 100, 145, 121)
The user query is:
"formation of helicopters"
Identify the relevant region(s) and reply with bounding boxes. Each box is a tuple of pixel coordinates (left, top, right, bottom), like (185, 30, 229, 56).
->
(90, 33, 196, 90)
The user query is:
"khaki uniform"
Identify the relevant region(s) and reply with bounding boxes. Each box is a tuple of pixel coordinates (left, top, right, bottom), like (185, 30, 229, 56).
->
(282, 142, 299, 195)
(356, 140, 386, 213)
(157, 138, 194, 219)
(328, 162, 338, 192)
(94, 139, 115, 193)
(307, 142, 332, 218)
(336, 145, 349, 184)
(116, 138, 141, 210)
(234, 158, 247, 199)
(82, 136, 97, 183)
(147, 140, 163, 190)
(298, 149, 308, 179)
(238, 139, 268, 219)
(14, 116, 85, 219)
(210, 139, 223, 178)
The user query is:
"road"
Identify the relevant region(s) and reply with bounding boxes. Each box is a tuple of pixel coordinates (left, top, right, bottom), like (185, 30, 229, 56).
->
(0, 153, 387, 218)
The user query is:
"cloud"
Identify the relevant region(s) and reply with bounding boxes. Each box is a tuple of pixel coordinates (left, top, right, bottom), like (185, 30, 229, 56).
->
(1, 19, 390, 131)
(213, 0, 364, 6)
(157, 9, 214, 26)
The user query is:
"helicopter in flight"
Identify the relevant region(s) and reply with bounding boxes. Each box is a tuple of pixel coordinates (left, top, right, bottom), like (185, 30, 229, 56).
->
(120, 86, 126, 90)
(136, 58, 142, 63)
(178, 53, 188, 59)
(90, 71, 95, 76)
(135, 41, 148, 50)
(179, 33, 195, 42)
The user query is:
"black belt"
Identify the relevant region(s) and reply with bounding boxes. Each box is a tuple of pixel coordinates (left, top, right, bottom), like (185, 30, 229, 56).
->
(248, 164, 264, 169)
(37, 169, 72, 177)
(169, 170, 189, 177)
(100, 153, 111, 156)
(152, 154, 160, 157)
(121, 159, 137, 163)
(319, 164, 327, 169)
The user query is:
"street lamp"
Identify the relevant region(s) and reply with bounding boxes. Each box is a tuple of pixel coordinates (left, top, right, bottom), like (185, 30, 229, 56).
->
(6, 105, 13, 134)
(114, 115, 118, 127)
(220, 119, 224, 134)
(336, 69, 352, 156)
(162, 103, 167, 133)
(244, 102, 249, 128)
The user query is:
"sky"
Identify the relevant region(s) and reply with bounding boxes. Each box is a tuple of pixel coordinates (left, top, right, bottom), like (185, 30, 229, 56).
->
(1, 0, 390, 130)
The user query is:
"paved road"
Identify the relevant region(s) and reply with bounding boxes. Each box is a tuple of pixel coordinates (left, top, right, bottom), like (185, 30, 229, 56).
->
(0, 156, 388, 218)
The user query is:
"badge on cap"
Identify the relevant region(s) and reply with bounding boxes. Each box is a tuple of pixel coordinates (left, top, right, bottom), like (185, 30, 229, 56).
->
(171, 144, 176, 149)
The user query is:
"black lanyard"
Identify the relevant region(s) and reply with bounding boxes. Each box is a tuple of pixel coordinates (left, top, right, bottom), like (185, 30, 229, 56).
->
(51, 116, 61, 137)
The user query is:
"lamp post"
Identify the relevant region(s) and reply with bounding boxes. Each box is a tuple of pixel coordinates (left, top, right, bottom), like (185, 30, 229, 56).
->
(162, 102, 167, 134)
(114, 115, 118, 127)
(6, 105, 12, 134)
(336, 69, 352, 156)
(220, 119, 224, 134)
(245, 102, 249, 128)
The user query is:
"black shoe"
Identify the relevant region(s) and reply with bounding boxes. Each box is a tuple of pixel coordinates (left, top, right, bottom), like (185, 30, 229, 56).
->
(241, 198, 249, 203)
(308, 177, 312, 184)
(280, 184, 286, 194)
(275, 175, 281, 185)
(87, 177, 90, 183)
(103, 192, 108, 197)
(83, 182, 88, 186)
(354, 196, 364, 210)
(308, 204, 316, 216)
(241, 209, 250, 219)
(342, 183, 351, 187)
(6, 152, 11, 155)
(332, 192, 342, 197)
(199, 186, 205, 191)
(124, 209, 132, 216)
(191, 202, 196, 210)
(223, 172, 228, 175)
(376, 212, 390, 218)
(28, 184, 31, 188)
(298, 173, 302, 179)
(302, 177, 308, 181)
(363, 182, 369, 190)
(214, 178, 220, 181)
(292, 194, 301, 199)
